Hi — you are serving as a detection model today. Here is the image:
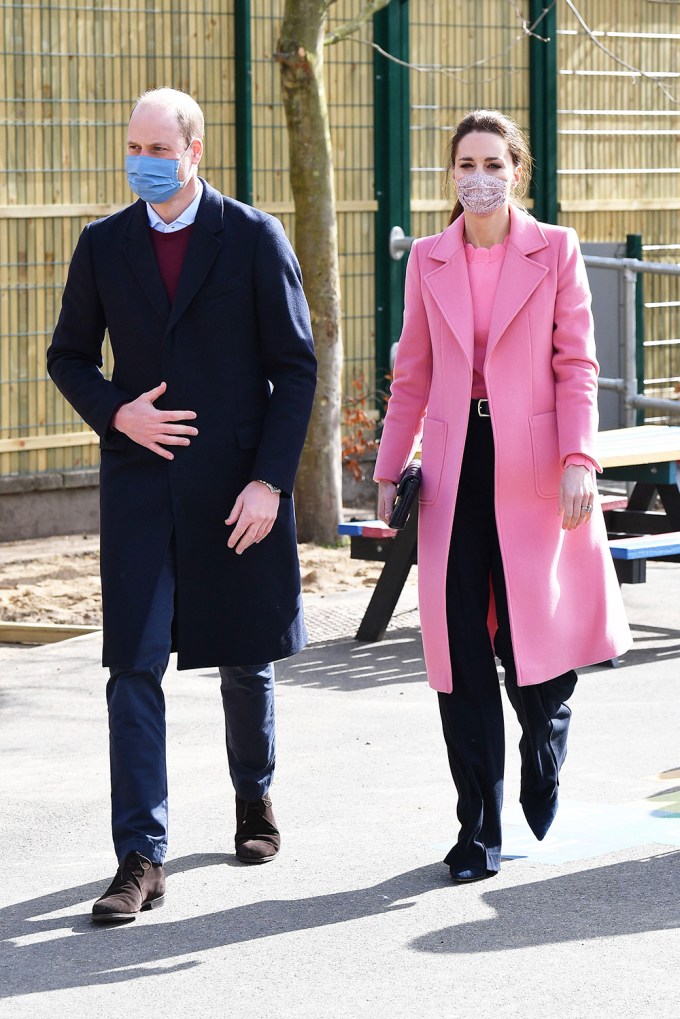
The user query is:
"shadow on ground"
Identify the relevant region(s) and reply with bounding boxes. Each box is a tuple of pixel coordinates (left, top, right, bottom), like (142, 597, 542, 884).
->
(0, 856, 441, 997)
(193, 627, 428, 692)
(2, 851, 679, 997)
(278, 618, 680, 691)
(277, 628, 427, 691)
(410, 849, 680, 954)
(619, 623, 680, 667)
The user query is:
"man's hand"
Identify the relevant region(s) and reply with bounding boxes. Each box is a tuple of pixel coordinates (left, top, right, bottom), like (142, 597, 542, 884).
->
(377, 480, 398, 525)
(225, 481, 280, 554)
(558, 464, 596, 530)
(112, 381, 198, 460)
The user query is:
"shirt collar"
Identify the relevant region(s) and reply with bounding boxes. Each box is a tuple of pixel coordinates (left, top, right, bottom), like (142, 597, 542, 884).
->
(146, 181, 203, 233)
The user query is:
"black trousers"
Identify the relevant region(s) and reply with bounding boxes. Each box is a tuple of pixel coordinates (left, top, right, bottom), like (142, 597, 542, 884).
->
(438, 404, 577, 873)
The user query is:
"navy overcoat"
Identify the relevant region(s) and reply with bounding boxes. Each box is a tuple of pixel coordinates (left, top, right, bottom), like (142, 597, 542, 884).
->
(47, 180, 317, 669)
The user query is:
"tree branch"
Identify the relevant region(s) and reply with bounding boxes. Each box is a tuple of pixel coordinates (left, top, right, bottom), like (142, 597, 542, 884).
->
(323, 1, 557, 87)
(330, 1, 557, 88)
(564, 0, 679, 103)
(324, 0, 392, 46)
(505, 0, 551, 41)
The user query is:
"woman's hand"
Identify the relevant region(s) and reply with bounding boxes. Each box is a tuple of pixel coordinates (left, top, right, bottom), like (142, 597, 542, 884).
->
(377, 480, 398, 525)
(558, 465, 596, 531)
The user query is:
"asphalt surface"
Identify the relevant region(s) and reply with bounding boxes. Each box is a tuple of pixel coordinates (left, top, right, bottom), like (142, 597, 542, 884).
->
(1, 566, 679, 1018)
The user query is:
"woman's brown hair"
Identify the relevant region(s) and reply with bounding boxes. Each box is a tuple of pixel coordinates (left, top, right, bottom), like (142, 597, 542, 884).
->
(445, 109, 532, 225)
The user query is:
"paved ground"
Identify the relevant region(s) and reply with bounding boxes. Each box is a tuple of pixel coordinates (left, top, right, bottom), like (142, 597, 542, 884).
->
(0, 566, 678, 1018)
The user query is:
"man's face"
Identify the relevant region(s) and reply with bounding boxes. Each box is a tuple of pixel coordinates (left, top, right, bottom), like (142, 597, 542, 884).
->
(127, 103, 201, 179)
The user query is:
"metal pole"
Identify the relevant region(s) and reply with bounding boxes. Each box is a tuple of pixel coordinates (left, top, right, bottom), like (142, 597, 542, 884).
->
(630, 394, 680, 415)
(626, 234, 645, 424)
(234, 1, 253, 206)
(598, 378, 626, 392)
(374, 0, 410, 386)
(529, 0, 558, 223)
(623, 267, 639, 428)
(583, 254, 680, 276)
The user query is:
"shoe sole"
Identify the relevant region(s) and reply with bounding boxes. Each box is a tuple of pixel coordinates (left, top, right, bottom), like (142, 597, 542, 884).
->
(235, 852, 278, 865)
(91, 894, 165, 924)
(450, 871, 495, 884)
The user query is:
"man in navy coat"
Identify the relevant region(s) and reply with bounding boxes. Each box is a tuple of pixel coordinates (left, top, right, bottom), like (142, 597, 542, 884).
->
(47, 87, 317, 923)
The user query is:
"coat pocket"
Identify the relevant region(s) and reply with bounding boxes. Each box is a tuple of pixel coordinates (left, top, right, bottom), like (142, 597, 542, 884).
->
(529, 410, 561, 499)
(419, 416, 447, 505)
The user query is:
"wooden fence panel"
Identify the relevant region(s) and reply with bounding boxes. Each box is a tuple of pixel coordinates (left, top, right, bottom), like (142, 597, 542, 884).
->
(409, 0, 531, 241)
(1, 1, 679, 479)
(0, 0, 236, 476)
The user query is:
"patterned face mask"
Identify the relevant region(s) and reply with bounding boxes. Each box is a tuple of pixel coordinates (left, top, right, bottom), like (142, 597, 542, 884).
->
(455, 172, 511, 216)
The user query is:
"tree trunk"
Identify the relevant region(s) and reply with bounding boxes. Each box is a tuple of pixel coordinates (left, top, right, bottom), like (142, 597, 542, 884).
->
(278, 1, 343, 545)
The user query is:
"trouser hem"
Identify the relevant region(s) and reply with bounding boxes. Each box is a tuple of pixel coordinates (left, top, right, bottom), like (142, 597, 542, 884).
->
(444, 845, 501, 874)
(232, 776, 274, 801)
(115, 840, 167, 866)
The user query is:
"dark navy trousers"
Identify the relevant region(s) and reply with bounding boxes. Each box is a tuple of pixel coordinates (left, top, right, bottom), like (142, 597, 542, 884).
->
(438, 405, 577, 874)
(106, 539, 275, 865)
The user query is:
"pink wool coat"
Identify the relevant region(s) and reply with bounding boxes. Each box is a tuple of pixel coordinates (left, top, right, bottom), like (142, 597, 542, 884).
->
(374, 206, 631, 693)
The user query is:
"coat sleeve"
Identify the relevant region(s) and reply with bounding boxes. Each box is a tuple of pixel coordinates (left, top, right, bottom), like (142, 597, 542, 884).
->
(552, 227, 603, 471)
(249, 216, 317, 497)
(374, 239, 433, 483)
(47, 223, 133, 442)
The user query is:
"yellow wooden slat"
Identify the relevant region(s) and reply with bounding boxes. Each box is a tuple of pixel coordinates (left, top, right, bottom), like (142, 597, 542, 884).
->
(561, 200, 680, 212)
(596, 426, 680, 468)
(0, 622, 100, 645)
(0, 430, 98, 453)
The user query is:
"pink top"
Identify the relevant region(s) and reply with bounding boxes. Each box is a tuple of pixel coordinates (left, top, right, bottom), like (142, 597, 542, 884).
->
(466, 238, 508, 399)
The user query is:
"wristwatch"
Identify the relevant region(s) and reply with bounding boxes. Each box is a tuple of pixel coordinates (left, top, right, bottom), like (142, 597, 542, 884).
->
(254, 479, 281, 495)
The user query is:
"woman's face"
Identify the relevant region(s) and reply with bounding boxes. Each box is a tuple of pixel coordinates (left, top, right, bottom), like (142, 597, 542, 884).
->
(452, 131, 521, 190)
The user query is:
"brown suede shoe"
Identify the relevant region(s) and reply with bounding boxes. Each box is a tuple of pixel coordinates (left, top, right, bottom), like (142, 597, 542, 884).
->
(91, 851, 165, 924)
(235, 794, 281, 863)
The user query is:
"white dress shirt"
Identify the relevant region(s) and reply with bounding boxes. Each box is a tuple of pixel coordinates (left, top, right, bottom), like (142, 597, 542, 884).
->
(146, 181, 203, 233)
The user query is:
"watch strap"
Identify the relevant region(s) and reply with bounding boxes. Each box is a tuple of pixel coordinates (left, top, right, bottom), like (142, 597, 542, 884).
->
(254, 479, 281, 495)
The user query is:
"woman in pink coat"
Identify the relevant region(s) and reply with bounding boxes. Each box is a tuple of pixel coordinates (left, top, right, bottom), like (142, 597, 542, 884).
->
(374, 110, 631, 883)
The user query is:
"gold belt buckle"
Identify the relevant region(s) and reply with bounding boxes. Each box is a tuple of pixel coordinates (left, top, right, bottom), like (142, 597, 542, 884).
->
(477, 399, 490, 418)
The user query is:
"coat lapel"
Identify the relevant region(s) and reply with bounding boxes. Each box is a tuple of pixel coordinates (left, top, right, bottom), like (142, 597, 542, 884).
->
(123, 200, 170, 323)
(485, 207, 549, 359)
(423, 218, 474, 371)
(166, 181, 223, 332)
(422, 208, 552, 373)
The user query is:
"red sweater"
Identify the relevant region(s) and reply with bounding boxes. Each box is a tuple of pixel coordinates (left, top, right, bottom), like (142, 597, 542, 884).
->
(149, 225, 194, 303)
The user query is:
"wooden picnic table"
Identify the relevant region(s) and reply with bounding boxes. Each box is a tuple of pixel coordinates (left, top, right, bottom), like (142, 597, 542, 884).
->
(596, 425, 680, 534)
(597, 424, 680, 469)
(349, 424, 680, 642)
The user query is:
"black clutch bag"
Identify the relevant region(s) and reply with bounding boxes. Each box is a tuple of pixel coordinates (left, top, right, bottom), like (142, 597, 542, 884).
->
(388, 460, 422, 530)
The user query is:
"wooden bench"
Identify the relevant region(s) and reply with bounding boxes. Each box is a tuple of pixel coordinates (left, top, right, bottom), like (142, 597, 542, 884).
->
(338, 509, 419, 641)
(608, 531, 680, 583)
(339, 495, 680, 641)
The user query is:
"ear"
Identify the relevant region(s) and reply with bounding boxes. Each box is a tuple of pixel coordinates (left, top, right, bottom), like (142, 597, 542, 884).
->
(512, 163, 522, 189)
(190, 138, 203, 165)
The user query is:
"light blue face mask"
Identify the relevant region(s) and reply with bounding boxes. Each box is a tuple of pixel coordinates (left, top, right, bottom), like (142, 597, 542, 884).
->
(126, 142, 193, 204)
